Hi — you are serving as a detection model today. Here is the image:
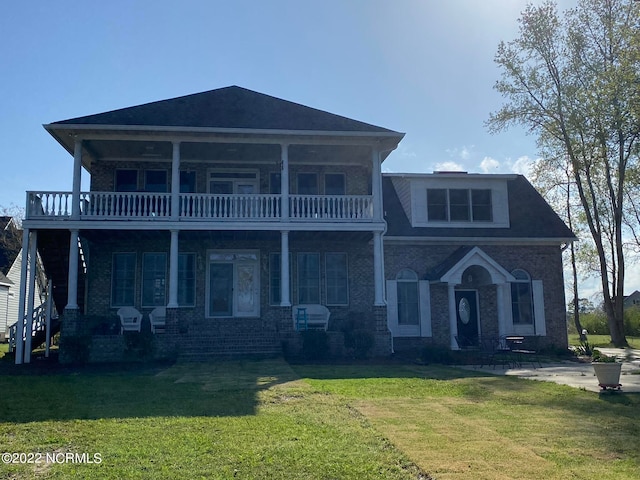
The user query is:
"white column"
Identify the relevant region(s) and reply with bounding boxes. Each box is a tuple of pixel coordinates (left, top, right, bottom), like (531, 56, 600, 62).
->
(281, 143, 289, 220)
(66, 229, 79, 310)
(168, 229, 179, 308)
(15, 228, 30, 365)
(371, 146, 383, 221)
(45, 280, 53, 358)
(171, 142, 181, 220)
(373, 231, 385, 306)
(71, 138, 83, 219)
(24, 230, 38, 364)
(280, 231, 291, 307)
(449, 283, 458, 349)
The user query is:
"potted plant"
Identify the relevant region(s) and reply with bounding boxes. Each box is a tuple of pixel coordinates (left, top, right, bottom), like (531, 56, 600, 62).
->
(591, 350, 622, 390)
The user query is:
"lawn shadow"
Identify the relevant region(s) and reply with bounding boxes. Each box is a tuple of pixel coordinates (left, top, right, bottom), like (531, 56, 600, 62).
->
(0, 357, 300, 423)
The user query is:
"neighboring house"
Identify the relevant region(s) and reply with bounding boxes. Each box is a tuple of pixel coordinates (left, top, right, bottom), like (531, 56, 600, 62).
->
(18, 86, 575, 362)
(0, 217, 48, 342)
(623, 290, 640, 310)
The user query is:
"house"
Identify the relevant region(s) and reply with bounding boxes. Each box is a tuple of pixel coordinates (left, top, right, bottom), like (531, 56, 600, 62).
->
(15, 86, 574, 363)
(1, 216, 49, 344)
(623, 290, 640, 310)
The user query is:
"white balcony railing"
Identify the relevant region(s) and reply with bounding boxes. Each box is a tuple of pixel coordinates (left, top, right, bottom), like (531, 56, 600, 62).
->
(26, 191, 375, 222)
(180, 193, 281, 220)
(290, 195, 373, 220)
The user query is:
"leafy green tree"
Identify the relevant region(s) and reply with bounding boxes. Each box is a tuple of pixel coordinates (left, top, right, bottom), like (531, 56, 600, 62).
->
(487, 0, 640, 347)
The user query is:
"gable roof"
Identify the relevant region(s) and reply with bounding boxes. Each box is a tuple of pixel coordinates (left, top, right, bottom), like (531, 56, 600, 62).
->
(425, 246, 515, 283)
(0, 271, 13, 287)
(382, 174, 575, 241)
(49, 86, 401, 135)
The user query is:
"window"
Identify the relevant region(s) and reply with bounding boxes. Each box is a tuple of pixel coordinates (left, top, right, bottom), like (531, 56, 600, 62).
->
(426, 188, 492, 222)
(270, 172, 282, 194)
(297, 173, 318, 195)
(426, 189, 447, 221)
(449, 189, 470, 221)
(115, 170, 138, 192)
(396, 269, 419, 325)
(297, 253, 320, 303)
(326, 253, 348, 305)
(209, 170, 259, 194)
(144, 170, 168, 192)
(324, 174, 346, 195)
(180, 171, 196, 193)
(111, 253, 136, 306)
(142, 253, 166, 307)
(511, 269, 533, 325)
(178, 253, 196, 306)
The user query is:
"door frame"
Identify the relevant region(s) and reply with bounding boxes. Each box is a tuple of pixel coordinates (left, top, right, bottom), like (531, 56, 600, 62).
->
(205, 250, 261, 318)
(454, 289, 480, 346)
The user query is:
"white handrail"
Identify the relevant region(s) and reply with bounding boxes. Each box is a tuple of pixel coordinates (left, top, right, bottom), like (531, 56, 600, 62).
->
(26, 191, 375, 222)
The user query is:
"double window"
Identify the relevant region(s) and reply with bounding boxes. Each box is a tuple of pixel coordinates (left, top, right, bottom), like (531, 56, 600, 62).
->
(296, 173, 346, 195)
(269, 252, 348, 305)
(426, 188, 492, 222)
(111, 252, 195, 307)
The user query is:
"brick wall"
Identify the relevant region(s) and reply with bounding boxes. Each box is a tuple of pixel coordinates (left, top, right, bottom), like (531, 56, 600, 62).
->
(385, 243, 569, 350)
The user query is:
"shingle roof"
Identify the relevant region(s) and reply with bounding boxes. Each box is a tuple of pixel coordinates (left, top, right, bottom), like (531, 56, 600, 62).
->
(383, 175, 575, 240)
(52, 86, 400, 135)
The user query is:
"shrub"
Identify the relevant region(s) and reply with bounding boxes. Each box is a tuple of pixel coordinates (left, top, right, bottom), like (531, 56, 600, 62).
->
(123, 330, 156, 360)
(421, 345, 456, 365)
(59, 334, 91, 364)
(624, 307, 640, 336)
(301, 330, 329, 361)
(341, 312, 375, 359)
(578, 311, 609, 335)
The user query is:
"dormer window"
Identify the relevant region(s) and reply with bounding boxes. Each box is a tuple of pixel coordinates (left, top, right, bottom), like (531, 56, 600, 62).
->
(426, 188, 492, 222)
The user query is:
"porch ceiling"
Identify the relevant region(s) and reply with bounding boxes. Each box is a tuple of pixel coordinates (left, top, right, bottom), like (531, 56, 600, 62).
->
(79, 139, 373, 170)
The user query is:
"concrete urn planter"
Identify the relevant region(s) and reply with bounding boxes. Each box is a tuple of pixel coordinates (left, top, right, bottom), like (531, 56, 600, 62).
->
(592, 362, 622, 390)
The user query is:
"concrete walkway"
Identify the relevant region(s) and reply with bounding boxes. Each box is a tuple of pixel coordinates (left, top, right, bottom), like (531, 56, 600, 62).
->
(466, 348, 640, 393)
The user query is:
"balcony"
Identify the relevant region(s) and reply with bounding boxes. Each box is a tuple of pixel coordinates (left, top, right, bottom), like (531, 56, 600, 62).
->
(26, 191, 375, 223)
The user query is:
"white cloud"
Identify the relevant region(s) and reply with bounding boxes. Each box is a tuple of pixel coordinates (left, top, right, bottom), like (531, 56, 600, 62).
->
(510, 155, 534, 176)
(433, 161, 465, 172)
(446, 145, 474, 161)
(480, 156, 500, 173)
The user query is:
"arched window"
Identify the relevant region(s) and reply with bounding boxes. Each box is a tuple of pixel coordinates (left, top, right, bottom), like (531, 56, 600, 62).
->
(396, 269, 419, 325)
(511, 269, 533, 325)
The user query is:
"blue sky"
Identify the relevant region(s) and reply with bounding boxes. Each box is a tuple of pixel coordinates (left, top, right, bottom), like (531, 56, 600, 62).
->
(0, 0, 579, 209)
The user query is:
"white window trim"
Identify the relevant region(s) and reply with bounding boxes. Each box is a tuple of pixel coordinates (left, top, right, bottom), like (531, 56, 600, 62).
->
(207, 168, 260, 194)
(269, 252, 292, 306)
(410, 177, 509, 228)
(144, 169, 169, 192)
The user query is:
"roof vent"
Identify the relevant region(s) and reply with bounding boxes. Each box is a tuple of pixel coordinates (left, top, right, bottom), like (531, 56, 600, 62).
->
(434, 170, 468, 174)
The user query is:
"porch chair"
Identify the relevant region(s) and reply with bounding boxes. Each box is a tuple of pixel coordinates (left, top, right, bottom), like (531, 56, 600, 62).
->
(117, 306, 143, 334)
(149, 306, 166, 334)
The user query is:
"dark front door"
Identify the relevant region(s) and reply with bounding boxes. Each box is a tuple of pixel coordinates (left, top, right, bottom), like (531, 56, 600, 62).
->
(455, 290, 479, 347)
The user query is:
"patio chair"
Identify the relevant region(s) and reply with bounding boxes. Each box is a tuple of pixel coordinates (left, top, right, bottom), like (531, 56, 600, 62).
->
(117, 306, 143, 334)
(149, 306, 166, 334)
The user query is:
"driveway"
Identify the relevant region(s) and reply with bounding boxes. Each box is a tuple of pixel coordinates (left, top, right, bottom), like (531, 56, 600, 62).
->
(467, 348, 640, 393)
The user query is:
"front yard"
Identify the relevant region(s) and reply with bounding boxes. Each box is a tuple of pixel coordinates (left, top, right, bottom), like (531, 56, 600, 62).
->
(1, 358, 639, 479)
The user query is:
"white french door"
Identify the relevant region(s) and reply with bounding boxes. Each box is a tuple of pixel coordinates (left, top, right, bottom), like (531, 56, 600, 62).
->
(207, 251, 260, 318)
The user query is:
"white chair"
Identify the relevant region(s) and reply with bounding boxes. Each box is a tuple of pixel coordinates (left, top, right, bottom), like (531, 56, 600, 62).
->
(117, 306, 143, 334)
(292, 304, 331, 331)
(149, 306, 166, 334)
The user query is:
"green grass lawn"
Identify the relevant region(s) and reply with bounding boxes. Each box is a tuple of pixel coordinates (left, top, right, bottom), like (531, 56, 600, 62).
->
(568, 334, 640, 349)
(1, 358, 639, 479)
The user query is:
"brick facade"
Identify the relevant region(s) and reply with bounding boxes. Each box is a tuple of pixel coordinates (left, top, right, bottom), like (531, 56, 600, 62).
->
(384, 243, 569, 352)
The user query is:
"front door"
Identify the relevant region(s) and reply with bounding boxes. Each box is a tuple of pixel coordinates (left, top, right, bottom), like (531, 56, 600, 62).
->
(209, 263, 233, 317)
(455, 290, 479, 347)
(207, 251, 260, 318)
